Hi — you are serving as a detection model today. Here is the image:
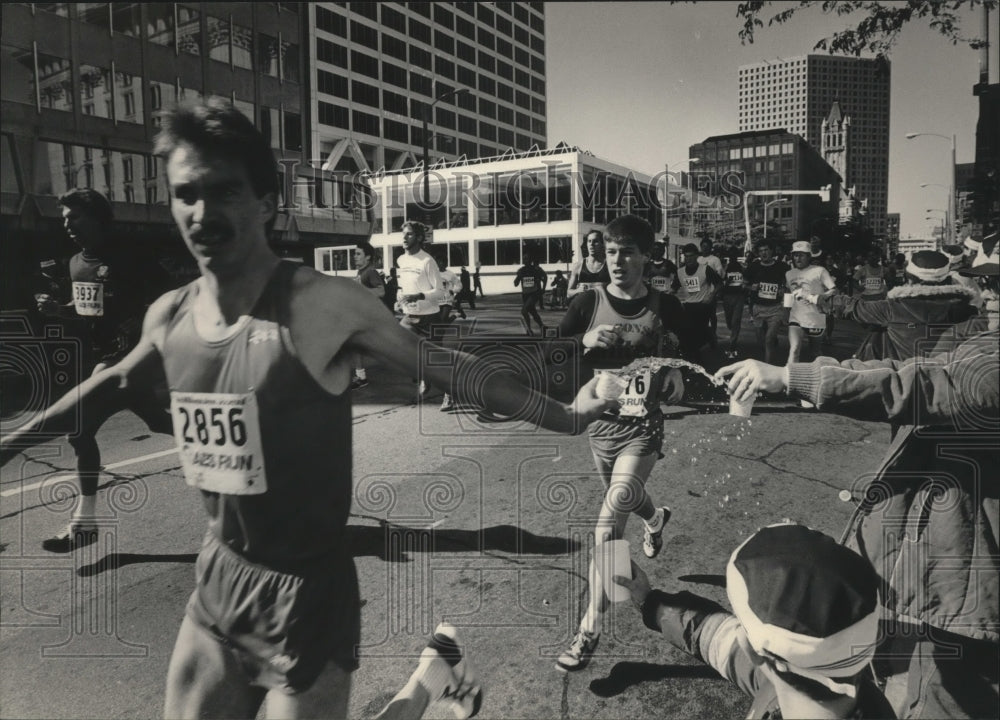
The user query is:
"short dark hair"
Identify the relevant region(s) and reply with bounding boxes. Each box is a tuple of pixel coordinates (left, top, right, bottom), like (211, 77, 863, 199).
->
(401, 221, 427, 243)
(58, 188, 113, 227)
(681, 243, 700, 255)
(604, 214, 655, 254)
(757, 238, 775, 250)
(355, 241, 376, 259)
(154, 98, 279, 230)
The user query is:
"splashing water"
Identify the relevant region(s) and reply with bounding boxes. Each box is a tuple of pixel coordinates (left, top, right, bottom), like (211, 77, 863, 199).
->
(608, 357, 725, 386)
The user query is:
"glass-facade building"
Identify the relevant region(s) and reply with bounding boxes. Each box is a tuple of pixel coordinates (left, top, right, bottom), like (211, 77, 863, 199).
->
(317, 147, 669, 294)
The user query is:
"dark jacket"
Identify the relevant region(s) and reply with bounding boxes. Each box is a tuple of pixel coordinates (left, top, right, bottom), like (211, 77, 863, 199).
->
(822, 282, 978, 361)
(787, 327, 999, 644)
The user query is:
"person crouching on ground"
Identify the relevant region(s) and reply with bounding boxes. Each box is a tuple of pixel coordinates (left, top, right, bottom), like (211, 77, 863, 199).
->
(616, 523, 894, 719)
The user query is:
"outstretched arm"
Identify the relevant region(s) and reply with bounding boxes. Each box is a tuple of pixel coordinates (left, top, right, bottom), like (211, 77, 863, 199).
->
(714, 330, 999, 426)
(1, 292, 176, 466)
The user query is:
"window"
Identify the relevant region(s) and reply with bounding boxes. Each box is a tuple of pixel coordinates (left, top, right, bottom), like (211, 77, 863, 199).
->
(456, 15, 475, 40)
(435, 56, 455, 79)
(381, 5, 405, 33)
(318, 101, 349, 129)
(351, 2, 378, 21)
(479, 121, 497, 141)
(351, 21, 378, 48)
(351, 51, 379, 79)
(261, 33, 283, 75)
(146, 4, 174, 46)
(317, 6, 347, 35)
(478, 75, 495, 94)
(497, 59, 513, 80)
(78, 3, 110, 29)
(77, 64, 109, 117)
(477, 4, 495, 25)
(433, 3, 453, 28)
(478, 51, 496, 73)
(318, 69, 349, 98)
(206, 16, 230, 64)
(457, 40, 476, 63)
(115, 71, 143, 124)
(458, 114, 477, 135)
(408, 18, 431, 44)
(176, 6, 201, 56)
(353, 110, 379, 136)
(410, 73, 431, 97)
(284, 111, 301, 151)
(382, 62, 407, 89)
(383, 35, 406, 61)
(479, 98, 496, 119)
(433, 28, 454, 54)
(352, 80, 379, 108)
(496, 15, 512, 36)
(111, 3, 141, 37)
(383, 89, 407, 115)
(232, 23, 253, 69)
(384, 118, 409, 143)
(436, 107, 456, 130)
(409, 46, 431, 71)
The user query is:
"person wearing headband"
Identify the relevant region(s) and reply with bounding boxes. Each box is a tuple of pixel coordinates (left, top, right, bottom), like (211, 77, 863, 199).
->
(615, 523, 894, 719)
(795, 249, 979, 362)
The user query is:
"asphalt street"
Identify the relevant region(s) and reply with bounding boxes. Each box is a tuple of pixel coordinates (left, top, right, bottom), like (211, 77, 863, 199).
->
(0, 294, 889, 719)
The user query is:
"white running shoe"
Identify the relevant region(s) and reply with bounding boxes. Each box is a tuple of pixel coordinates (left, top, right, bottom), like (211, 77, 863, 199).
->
(426, 623, 482, 718)
(555, 629, 599, 671)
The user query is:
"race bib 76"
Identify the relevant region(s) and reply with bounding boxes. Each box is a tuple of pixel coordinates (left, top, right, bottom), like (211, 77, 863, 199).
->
(618, 369, 653, 418)
(170, 391, 267, 495)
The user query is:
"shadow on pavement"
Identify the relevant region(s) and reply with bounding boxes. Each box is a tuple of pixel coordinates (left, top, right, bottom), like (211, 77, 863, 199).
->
(77, 552, 197, 577)
(589, 661, 724, 697)
(677, 573, 727, 588)
(346, 522, 581, 561)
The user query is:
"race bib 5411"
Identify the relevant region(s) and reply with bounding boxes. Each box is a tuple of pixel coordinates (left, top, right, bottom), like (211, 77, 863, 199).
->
(684, 276, 701, 294)
(170, 391, 267, 495)
(72, 281, 104, 316)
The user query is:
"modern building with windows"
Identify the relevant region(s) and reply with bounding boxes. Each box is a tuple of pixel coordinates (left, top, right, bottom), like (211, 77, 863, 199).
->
(318, 145, 667, 294)
(301, 1, 547, 243)
(1, 2, 308, 308)
(738, 55, 890, 237)
(688, 129, 841, 246)
(885, 212, 900, 255)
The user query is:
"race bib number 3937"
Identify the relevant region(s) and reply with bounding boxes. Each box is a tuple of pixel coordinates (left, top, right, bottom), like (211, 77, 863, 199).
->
(170, 391, 267, 494)
(72, 281, 104, 316)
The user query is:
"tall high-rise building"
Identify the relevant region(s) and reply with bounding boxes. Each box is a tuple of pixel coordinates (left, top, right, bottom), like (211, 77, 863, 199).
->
(309, 2, 547, 178)
(738, 55, 890, 237)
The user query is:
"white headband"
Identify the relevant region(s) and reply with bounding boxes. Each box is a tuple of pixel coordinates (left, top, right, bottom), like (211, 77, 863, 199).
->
(726, 542, 879, 698)
(906, 259, 950, 282)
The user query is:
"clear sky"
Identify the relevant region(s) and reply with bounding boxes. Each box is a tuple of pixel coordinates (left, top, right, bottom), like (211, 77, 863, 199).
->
(544, 1, 997, 240)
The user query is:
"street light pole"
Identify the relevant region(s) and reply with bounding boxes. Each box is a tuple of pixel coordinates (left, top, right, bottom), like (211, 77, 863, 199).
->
(422, 86, 470, 215)
(906, 132, 957, 244)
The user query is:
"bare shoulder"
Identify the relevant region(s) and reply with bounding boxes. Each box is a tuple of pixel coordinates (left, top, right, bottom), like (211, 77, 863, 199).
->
(287, 264, 391, 337)
(289, 264, 372, 307)
(143, 286, 189, 338)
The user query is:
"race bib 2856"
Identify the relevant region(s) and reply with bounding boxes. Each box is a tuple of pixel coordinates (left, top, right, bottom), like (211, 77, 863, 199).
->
(170, 391, 267, 495)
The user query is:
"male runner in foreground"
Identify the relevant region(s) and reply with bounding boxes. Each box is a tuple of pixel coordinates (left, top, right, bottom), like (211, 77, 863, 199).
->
(0, 99, 612, 719)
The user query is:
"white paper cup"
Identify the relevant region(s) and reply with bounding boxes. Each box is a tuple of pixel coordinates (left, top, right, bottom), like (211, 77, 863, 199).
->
(782, 293, 794, 308)
(729, 393, 755, 417)
(595, 539, 631, 602)
(595, 371, 627, 401)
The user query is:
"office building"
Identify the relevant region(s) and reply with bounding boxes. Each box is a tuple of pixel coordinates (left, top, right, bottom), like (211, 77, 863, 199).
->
(1, 2, 307, 308)
(341, 145, 664, 294)
(738, 55, 890, 237)
(885, 213, 900, 255)
(688, 129, 840, 245)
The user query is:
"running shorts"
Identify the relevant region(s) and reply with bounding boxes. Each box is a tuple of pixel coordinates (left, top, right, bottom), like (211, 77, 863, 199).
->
(186, 532, 361, 693)
(753, 303, 786, 327)
(588, 412, 665, 462)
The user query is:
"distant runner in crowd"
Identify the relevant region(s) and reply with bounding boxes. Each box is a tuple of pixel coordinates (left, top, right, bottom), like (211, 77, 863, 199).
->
(569, 229, 611, 292)
(743, 239, 789, 364)
(784, 240, 836, 364)
(720, 249, 746, 358)
(350, 242, 387, 390)
(677, 242, 722, 359)
(513, 252, 547, 336)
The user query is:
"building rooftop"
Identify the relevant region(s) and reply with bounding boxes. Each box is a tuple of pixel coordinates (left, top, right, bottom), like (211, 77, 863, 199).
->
(696, 128, 796, 144)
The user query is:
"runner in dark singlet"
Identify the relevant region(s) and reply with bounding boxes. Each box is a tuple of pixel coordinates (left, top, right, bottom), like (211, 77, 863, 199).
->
(554, 214, 685, 672)
(569, 229, 611, 293)
(0, 99, 612, 720)
(36, 188, 173, 553)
